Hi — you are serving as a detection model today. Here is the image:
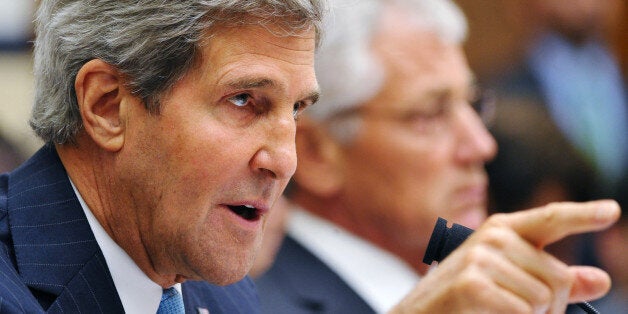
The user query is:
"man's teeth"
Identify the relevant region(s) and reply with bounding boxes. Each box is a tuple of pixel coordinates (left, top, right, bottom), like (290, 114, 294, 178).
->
(227, 204, 260, 221)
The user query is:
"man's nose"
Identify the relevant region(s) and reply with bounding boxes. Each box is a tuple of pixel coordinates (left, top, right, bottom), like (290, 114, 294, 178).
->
(250, 114, 298, 180)
(454, 104, 498, 163)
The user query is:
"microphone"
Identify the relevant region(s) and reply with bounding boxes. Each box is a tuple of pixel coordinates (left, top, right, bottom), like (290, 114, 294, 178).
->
(423, 217, 473, 265)
(423, 217, 599, 314)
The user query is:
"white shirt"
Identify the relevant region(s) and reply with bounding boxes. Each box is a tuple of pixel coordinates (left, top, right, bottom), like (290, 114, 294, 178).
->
(70, 179, 181, 314)
(287, 208, 420, 313)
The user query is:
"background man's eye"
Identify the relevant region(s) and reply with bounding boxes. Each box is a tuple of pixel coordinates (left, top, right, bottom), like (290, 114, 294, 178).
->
(228, 94, 251, 107)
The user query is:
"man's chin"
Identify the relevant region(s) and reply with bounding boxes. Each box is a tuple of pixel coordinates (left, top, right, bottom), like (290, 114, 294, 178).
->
(198, 260, 254, 285)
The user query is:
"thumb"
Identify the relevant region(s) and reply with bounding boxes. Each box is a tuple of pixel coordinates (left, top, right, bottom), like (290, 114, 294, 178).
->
(569, 266, 611, 303)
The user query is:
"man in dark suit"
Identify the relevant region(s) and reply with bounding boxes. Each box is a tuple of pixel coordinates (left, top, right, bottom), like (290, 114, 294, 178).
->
(256, 0, 620, 313)
(0, 0, 324, 312)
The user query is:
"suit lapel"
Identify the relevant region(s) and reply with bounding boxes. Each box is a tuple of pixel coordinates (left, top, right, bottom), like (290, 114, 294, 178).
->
(7, 144, 123, 313)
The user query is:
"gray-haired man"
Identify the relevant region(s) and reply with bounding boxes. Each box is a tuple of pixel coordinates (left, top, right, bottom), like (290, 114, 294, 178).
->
(0, 1, 323, 313)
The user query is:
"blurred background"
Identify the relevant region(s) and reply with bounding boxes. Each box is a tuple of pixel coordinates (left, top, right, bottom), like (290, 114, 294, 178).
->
(0, 0, 40, 170)
(459, 0, 627, 84)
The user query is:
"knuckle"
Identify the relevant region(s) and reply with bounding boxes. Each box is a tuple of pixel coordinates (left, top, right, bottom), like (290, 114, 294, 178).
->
(550, 266, 574, 289)
(512, 305, 533, 314)
(539, 204, 559, 223)
(455, 269, 490, 296)
(531, 285, 553, 309)
(475, 226, 514, 250)
(463, 245, 492, 269)
(543, 201, 567, 210)
(486, 212, 509, 227)
(483, 228, 508, 247)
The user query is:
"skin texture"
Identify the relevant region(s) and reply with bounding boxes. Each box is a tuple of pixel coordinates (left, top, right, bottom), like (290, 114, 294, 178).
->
(57, 22, 319, 287)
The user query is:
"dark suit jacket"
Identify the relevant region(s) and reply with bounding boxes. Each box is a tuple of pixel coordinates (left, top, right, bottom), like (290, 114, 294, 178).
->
(255, 236, 375, 314)
(0, 144, 260, 313)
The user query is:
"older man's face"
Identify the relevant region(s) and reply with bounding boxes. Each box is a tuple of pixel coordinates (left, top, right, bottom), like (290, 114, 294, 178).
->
(119, 24, 318, 285)
(339, 10, 496, 270)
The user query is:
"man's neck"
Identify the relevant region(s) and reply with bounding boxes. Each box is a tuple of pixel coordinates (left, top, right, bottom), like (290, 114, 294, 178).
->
(56, 141, 178, 287)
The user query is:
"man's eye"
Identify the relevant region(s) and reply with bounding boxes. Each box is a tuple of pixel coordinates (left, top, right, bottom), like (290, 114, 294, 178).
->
(293, 102, 303, 119)
(227, 94, 251, 107)
(403, 103, 447, 122)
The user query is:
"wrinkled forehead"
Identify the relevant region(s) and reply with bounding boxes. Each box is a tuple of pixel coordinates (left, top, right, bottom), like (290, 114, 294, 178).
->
(197, 22, 317, 76)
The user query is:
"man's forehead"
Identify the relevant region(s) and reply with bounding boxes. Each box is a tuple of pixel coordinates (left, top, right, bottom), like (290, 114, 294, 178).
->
(208, 19, 317, 49)
(205, 25, 317, 68)
(196, 23, 317, 81)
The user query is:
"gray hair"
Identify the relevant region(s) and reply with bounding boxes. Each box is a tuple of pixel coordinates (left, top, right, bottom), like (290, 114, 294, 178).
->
(31, 0, 327, 144)
(309, 0, 468, 142)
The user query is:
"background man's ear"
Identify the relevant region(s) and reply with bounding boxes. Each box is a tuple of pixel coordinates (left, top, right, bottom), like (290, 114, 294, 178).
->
(74, 59, 128, 151)
(293, 117, 346, 198)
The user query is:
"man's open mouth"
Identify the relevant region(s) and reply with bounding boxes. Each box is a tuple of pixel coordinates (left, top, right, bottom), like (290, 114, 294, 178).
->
(227, 205, 261, 221)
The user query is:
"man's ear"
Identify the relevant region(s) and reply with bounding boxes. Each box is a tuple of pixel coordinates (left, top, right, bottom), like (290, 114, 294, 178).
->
(292, 117, 345, 198)
(74, 59, 128, 151)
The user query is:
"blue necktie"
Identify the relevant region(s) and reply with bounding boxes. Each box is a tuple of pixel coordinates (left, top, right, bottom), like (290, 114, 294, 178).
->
(157, 287, 185, 314)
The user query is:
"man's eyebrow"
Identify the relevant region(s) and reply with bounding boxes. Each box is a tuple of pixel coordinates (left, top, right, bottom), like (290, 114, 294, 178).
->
(228, 78, 276, 90)
(228, 77, 320, 104)
(421, 88, 450, 100)
(302, 90, 320, 105)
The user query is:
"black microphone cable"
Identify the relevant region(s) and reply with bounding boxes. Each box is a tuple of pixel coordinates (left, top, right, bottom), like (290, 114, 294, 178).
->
(423, 217, 600, 314)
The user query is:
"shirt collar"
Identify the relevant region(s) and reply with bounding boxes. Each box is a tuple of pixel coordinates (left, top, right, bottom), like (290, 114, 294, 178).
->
(287, 207, 420, 313)
(69, 178, 181, 313)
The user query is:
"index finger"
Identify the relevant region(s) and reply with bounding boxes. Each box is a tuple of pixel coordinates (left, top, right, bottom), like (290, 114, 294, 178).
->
(490, 200, 620, 248)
